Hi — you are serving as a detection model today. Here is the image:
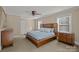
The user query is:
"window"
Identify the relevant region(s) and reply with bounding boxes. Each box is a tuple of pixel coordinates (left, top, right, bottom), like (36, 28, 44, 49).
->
(57, 16, 72, 33)
(38, 21, 42, 29)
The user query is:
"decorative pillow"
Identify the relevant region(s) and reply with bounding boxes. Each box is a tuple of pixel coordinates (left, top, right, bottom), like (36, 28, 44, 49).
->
(50, 28, 55, 32)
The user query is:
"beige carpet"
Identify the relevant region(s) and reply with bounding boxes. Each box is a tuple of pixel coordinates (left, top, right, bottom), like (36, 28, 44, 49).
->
(1, 38, 79, 52)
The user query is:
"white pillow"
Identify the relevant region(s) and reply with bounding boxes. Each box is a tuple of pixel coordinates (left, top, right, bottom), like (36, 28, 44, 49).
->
(38, 28, 45, 32)
(44, 28, 51, 33)
(38, 28, 55, 33)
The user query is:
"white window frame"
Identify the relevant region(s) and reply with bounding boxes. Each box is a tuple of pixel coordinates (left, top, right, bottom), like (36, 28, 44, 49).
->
(57, 16, 72, 33)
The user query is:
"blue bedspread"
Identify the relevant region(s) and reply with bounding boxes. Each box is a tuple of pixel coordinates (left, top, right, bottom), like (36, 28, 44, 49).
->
(27, 31, 55, 40)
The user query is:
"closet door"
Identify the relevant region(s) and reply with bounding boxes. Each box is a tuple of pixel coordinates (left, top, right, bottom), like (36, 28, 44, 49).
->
(20, 20, 34, 35)
(20, 20, 27, 34)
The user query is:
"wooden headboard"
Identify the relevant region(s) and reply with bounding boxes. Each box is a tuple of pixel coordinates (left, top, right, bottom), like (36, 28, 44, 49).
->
(40, 23, 58, 32)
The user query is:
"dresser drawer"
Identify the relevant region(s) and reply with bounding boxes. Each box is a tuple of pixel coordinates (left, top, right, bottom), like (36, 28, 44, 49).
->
(66, 34, 74, 44)
(58, 33, 63, 40)
(1, 29, 13, 48)
(58, 32, 75, 45)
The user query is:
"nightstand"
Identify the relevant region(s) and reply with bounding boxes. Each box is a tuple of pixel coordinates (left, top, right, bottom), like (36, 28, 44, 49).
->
(58, 32, 75, 45)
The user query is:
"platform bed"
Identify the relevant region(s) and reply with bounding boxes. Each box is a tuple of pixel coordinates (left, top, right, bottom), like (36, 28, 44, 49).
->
(26, 23, 58, 48)
(26, 34, 56, 48)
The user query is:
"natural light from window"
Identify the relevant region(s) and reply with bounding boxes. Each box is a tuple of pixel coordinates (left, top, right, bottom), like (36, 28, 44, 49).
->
(38, 21, 42, 29)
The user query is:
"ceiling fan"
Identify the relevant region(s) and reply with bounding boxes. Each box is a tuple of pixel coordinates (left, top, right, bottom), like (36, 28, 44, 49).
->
(25, 10, 41, 16)
(32, 11, 41, 16)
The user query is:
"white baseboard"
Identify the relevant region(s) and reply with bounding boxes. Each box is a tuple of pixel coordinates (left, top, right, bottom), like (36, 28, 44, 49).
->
(0, 46, 2, 51)
(13, 34, 25, 38)
(75, 40, 79, 45)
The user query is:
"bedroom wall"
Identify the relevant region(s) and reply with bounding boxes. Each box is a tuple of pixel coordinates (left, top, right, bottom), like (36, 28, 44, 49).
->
(38, 7, 79, 41)
(39, 15, 57, 24)
(7, 15, 21, 35)
(72, 10, 79, 41)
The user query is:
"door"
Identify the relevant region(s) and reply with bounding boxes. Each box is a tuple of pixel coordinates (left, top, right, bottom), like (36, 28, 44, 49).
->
(20, 19, 34, 35)
(20, 20, 28, 35)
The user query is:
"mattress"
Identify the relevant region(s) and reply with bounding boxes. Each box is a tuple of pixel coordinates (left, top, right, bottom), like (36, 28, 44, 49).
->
(27, 31, 55, 40)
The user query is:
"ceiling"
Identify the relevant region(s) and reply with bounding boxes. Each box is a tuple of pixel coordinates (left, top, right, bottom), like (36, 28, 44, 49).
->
(3, 6, 74, 19)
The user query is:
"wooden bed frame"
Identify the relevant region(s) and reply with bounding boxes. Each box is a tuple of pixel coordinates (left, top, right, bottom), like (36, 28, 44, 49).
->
(26, 23, 58, 48)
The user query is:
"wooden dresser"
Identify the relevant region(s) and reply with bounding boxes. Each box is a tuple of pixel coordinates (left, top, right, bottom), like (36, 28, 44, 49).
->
(1, 29, 13, 48)
(58, 32, 75, 45)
